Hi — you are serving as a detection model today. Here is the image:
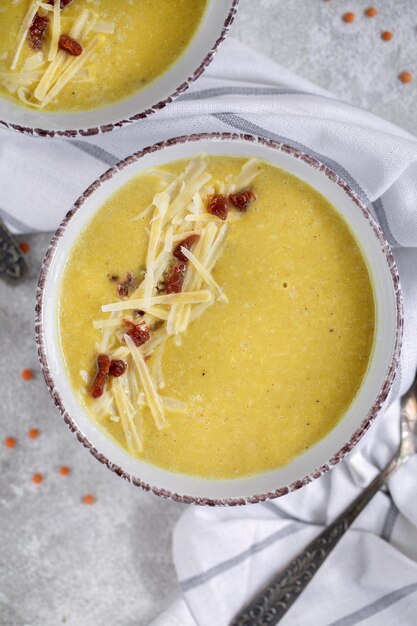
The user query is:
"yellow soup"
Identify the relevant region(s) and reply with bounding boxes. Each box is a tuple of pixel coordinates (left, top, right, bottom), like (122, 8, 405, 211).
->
(0, 0, 207, 112)
(59, 155, 375, 479)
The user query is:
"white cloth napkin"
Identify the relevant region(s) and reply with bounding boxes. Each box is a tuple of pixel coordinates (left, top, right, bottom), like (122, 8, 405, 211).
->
(2, 38, 417, 626)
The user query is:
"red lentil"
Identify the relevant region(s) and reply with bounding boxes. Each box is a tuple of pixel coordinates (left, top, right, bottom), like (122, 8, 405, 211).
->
(4, 437, 17, 449)
(399, 72, 413, 84)
(343, 12, 356, 23)
(21, 369, 34, 381)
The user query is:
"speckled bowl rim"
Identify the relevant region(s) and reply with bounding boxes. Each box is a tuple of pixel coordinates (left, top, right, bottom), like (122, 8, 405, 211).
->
(35, 132, 403, 506)
(0, 0, 239, 138)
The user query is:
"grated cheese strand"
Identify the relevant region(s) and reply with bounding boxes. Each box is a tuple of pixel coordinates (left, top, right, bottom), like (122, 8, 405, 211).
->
(142, 326, 168, 357)
(113, 377, 143, 454)
(102, 290, 212, 313)
(100, 311, 120, 352)
(165, 172, 212, 225)
(167, 226, 207, 335)
(22, 51, 44, 71)
(185, 214, 223, 223)
(41, 35, 102, 108)
(142, 190, 170, 308)
(10, 0, 42, 71)
(232, 158, 260, 192)
(93, 20, 115, 34)
(152, 342, 165, 390)
(139, 393, 187, 413)
(48, 0, 61, 62)
(206, 223, 229, 272)
(33, 9, 92, 102)
(180, 247, 228, 303)
(17, 87, 41, 108)
(175, 223, 218, 334)
(125, 335, 167, 430)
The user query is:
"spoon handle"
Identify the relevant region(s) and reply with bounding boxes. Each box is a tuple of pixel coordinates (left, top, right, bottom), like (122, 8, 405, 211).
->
(0, 219, 28, 282)
(231, 455, 398, 626)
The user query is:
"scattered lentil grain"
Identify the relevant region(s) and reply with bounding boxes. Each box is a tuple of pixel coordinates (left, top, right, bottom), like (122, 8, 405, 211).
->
(343, 12, 356, 23)
(21, 369, 33, 381)
(399, 71, 413, 84)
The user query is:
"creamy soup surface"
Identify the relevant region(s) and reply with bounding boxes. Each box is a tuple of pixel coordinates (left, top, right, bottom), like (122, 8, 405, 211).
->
(0, 0, 206, 112)
(59, 155, 375, 479)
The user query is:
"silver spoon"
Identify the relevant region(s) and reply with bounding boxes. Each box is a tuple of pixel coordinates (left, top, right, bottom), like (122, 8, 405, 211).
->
(0, 218, 28, 282)
(231, 376, 417, 626)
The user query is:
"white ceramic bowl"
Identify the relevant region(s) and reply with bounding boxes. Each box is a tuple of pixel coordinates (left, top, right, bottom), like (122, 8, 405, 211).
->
(36, 133, 403, 505)
(0, 1, 238, 137)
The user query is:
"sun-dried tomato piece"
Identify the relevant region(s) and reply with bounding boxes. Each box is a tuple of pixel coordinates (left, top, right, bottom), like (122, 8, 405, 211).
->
(90, 354, 111, 399)
(124, 320, 151, 347)
(117, 272, 136, 297)
(109, 359, 127, 378)
(208, 194, 228, 221)
(166, 262, 187, 294)
(59, 34, 83, 56)
(173, 234, 200, 262)
(28, 15, 49, 51)
(229, 188, 257, 212)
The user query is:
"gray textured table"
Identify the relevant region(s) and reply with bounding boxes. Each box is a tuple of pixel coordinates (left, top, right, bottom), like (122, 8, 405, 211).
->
(1, 2, 416, 625)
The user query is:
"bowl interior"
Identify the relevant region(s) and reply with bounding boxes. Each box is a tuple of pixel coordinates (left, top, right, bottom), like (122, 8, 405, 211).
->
(38, 135, 401, 502)
(0, 0, 237, 135)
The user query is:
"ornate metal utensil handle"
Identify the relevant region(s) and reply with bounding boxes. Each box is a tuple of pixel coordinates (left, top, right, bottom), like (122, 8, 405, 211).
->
(0, 219, 28, 282)
(231, 455, 398, 626)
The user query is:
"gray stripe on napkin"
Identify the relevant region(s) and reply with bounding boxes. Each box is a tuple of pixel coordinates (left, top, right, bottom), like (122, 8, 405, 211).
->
(212, 112, 371, 209)
(67, 140, 120, 166)
(181, 86, 351, 109)
(180, 523, 304, 592)
(328, 583, 417, 626)
(181, 86, 307, 101)
(0, 208, 40, 233)
(381, 499, 400, 542)
(372, 197, 399, 247)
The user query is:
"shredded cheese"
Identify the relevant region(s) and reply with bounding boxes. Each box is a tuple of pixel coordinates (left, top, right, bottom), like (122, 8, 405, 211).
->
(85, 157, 260, 451)
(34, 9, 92, 102)
(48, 0, 61, 62)
(180, 247, 228, 303)
(22, 52, 44, 71)
(233, 158, 260, 192)
(142, 190, 170, 308)
(184, 214, 222, 223)
(139, 393, 187, 414)
(152, 342, 165, 390)
(41, 35, 102, 108)
(102, 290, 212, 313)
(113, 377, 143, 453)
(125, 335, 167, 430)
(10, 0, 42, 71)
(93, 20, 115, 34)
